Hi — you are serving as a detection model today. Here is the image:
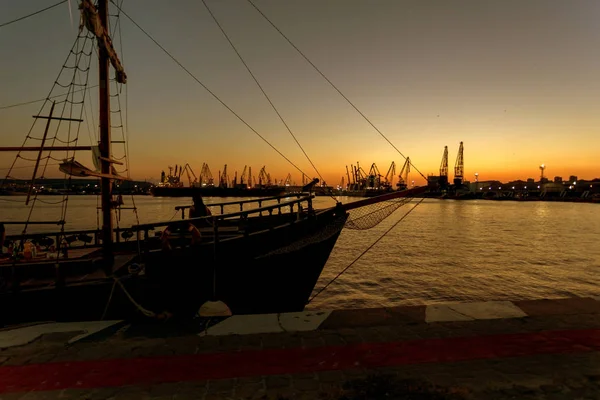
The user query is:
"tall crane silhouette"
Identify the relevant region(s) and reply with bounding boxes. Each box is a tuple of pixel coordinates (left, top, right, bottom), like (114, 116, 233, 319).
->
(454, 141, 464, 186)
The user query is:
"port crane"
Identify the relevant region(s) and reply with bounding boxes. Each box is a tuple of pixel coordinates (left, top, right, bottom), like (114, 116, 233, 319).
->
(397, 157, 411, 190)
(174, 164, 183, 186)
(440, 146, 448, 177)
(257, 166, 272, 187)
(283, 173, 292, 186)
(172, 164, 180, 184)
(437, 145, 449, 188)
(453, 141, 464, 186)
(367, 163, 383, 189)
(350, 162, 368, 190)
(218, 164, 229, 188)
(238, 166, 249, 188)
(382, 161, 396, 189)
(345, 166, 352, 189)
(199, 163, 214, 186)
(161, 165, 183, 187)
(238, 166, 255, 189)
(180, 163, 198, 187)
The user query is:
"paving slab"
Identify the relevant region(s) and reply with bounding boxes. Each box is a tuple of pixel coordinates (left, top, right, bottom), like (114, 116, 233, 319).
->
(515, 297, 600, 316)
(385, 304, 427, 323)
(319, 307, 395, 329)
(446, 301, 528, 320)
(425, 304, 474, 322)
(201, 311, 332, 336)
(0, 320, 122, 349)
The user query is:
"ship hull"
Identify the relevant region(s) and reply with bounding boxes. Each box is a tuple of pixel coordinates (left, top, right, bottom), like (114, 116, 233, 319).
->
(151, 186, 285, 197)
(0, 207, 347, 324)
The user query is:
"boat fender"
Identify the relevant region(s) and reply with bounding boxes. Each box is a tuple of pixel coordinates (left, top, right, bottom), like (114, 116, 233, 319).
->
(198, 300, 232, 317)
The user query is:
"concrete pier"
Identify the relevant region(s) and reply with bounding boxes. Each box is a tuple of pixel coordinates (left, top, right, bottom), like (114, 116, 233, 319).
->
(1, 296, 599, 399)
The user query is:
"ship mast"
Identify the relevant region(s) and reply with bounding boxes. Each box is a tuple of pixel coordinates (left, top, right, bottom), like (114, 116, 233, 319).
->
(98, 0, 113, 261)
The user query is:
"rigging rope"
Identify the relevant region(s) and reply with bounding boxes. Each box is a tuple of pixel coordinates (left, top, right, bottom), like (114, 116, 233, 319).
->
(308, 197, 424, 304)
(1, 35, 85, 191)
(2, 30, 95, 237)
(41, 33, 94, 229)
(119, 2, 132, 180)
(0, 0, 68, 29)
(0, 163, 60, 171)
(0, 85, 100, 111)
(201, 0, 330, 196)
(246, 0, 427, 181)
(110, 1, 310, 180)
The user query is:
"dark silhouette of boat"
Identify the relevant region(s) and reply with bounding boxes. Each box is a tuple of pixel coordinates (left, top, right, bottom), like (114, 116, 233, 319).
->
(1, 193, 347, 322)
(0, 0, 426, 325)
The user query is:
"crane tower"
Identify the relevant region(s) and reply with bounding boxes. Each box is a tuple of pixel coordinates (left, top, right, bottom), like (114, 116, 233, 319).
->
(453, 141, 464, 186)
(438, 145, 449, 187)
(439, 146, 448, 177)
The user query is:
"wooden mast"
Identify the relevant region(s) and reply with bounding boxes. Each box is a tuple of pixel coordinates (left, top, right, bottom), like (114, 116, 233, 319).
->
(98, 0, 113, 262)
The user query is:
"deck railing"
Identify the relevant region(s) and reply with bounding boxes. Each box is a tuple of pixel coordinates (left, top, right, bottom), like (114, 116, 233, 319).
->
(174, 192, 311, 218)
(129, 193, 315, 256)
(3, 226, 142, 249)
(0, 193, 315, 255)
(132, 193, 314, 233)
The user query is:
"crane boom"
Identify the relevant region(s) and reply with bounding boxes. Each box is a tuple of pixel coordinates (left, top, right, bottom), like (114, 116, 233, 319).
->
(439, 146, 448, 177)
(397, 157, 411, 190)
(384, 161, 396, 188)
(219, 164, 228, 188)
(181, 163, 198, 187)
(199, 163, 214, 186)
(454, 141, 464, 185)
(345, 165, 352, 188)
(284, 173, 292, 186)
(368, 163, 382, 188)
(240, 165, 248, 187)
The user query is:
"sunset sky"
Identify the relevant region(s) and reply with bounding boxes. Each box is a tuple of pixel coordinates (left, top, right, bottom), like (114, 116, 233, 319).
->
(1, 0, 599, 186)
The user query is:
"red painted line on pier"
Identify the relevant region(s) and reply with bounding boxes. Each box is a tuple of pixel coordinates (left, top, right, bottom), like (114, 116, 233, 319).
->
(1, 328, 599, 393)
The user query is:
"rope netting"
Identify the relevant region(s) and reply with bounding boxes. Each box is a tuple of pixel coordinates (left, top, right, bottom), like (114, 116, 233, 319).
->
(257, 194, 416, 258)
(345, 197, 414, 230)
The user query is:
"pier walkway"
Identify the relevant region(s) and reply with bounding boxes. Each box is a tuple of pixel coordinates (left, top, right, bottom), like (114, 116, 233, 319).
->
(1, 297, 600, 399)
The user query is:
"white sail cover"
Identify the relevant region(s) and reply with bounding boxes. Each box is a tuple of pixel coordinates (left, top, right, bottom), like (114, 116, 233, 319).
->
(59, 151, 128, 181)
(92, 145, 102, 171)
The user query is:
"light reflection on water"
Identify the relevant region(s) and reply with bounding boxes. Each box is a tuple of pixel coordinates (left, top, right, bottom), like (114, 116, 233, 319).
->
(1, 195, 598, 309)
(311, 197, 600, 309)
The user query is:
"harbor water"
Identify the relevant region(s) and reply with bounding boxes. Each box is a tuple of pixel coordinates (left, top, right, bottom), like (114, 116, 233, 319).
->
(1, 196, 599, 309)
